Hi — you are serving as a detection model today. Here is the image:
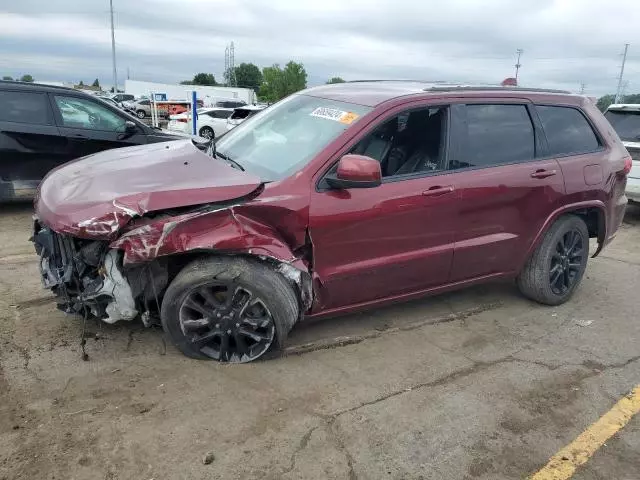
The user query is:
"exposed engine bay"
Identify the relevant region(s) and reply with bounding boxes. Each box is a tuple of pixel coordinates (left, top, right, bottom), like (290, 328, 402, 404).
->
(33, 221, 169, 325)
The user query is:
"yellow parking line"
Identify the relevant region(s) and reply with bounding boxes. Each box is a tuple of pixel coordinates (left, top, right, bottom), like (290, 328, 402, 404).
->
(531, 385, 640, 480)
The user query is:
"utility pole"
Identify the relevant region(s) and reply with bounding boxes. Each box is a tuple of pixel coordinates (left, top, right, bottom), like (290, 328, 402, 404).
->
(515, 48, 523, 84)
(579, 82, 586, 94)
(109, 0, 118, 92)
(614, 43, 630, 104)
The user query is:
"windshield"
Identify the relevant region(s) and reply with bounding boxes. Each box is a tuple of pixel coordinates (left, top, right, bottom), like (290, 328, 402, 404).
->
(604, 110, 640, 141)
(214, 95, 371, 180)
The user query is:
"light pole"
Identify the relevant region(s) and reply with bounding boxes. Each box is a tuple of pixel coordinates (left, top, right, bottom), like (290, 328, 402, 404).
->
(110, 0, 118, 92)
(515, 49, 523, 85)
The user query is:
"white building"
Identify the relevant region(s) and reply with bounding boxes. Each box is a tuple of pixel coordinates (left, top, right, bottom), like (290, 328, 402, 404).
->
(124, 80, 256, 105)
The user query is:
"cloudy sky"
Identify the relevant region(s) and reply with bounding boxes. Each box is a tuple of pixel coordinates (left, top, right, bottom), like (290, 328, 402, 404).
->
(1, 0, 639, 96)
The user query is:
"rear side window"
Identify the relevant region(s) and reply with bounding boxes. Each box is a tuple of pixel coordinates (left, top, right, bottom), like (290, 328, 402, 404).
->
(208, 110, 230, 119)
(537, 106, 600, 156)
(0, 91, 50, 125)
(460, 104, 535, 169)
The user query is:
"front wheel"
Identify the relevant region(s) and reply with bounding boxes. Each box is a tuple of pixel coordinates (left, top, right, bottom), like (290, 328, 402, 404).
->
(199, 126, 214, 140)
(136, 110, 146, 118)
(161, 257, 299, 363)
(517, 215, 589, 305)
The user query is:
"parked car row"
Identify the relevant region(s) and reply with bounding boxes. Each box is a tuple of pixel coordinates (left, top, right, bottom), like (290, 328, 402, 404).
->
(604, 104, 640, 204)
(167, 104, 267, 138)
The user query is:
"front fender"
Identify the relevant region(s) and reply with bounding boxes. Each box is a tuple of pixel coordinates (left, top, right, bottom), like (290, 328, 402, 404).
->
(111, 206, 298, 265)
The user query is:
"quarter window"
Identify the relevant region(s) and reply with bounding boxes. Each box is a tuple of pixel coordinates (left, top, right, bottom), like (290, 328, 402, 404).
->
(456, 104, 535, 169)
(0, 91, 50, 125)
(208, 110, 231, 119)
(537, 106, 600, 156)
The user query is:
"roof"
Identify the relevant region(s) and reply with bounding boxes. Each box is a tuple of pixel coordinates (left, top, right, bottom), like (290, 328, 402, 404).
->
(0, 80, 95, 96)
(302, 80, 579, 107)
(607, 104, 640, 111)
(235, 105, 265, 111)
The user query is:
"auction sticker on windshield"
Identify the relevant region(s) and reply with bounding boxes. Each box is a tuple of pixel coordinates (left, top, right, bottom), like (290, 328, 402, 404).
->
(310, 107, 360, 125)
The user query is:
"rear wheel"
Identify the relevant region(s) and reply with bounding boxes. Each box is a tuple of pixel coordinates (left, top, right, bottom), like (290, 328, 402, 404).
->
(136, 110, 146, 119)
(199, 126, 214, 140)
(517, 215, 589, 305)
(161, 257, 299, 363)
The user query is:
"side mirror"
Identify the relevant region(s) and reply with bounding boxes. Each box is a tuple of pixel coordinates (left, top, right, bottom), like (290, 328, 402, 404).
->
(326, 154, 382, 189)
(191, 135, 212, 151)
(124, 120, 137, 134)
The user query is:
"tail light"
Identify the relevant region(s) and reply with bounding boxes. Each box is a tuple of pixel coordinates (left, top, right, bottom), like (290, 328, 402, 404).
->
(177, 118, 188, 123)
(623, 156, 633, 175)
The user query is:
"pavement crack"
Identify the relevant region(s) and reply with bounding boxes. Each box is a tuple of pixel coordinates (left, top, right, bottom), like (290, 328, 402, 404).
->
(326, 418, 357, 480)
(280, 425, 319, 477)
(284, 302, 503, 357)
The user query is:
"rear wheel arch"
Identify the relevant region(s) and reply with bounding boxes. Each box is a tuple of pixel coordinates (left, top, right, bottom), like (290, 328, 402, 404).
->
(523, 202, 607, 267)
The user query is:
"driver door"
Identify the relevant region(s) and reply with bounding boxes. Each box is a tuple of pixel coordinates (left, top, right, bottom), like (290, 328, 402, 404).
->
(309, 103, 459, 311)
(50, 94, 147, 160)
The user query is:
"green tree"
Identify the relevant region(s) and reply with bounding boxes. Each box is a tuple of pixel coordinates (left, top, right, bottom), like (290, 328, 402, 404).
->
(78, 80, 84, 86)
(2, 76, 13, 81)
(259, 61, 307, 102)
(232, 62, 262, 90)
(20, 74, 34, 82)
(326, 77, 346, 84)
(92, 78, 100, 88)
(596, 94, 615, 112)
(192, 73, 217, 86)
(179, 80, 194, 85)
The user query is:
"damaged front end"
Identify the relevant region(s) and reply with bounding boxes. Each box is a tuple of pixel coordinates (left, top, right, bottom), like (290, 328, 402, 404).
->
(32, 220, 168, 325)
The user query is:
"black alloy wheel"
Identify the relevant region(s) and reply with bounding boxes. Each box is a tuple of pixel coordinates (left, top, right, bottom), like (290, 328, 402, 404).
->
(549, 229, 584, 295)
(179, 282, 275, 363)
(517, 215, 589, 305)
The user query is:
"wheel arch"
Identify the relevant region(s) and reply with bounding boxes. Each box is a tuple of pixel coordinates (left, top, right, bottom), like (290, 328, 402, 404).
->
(521, 201, 607, 271)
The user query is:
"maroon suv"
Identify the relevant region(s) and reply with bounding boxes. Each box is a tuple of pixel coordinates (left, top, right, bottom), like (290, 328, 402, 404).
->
(32, 82, 631, 363)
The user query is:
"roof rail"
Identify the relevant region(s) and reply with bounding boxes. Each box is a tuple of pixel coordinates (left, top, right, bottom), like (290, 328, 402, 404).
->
(424, 86, 571, 94)
(346, 79, 448, 84)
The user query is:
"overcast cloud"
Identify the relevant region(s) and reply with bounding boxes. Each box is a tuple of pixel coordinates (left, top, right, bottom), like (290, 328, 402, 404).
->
(1, 0, 639, 96)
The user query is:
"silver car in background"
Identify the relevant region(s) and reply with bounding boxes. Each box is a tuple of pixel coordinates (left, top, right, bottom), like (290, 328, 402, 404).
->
(605, 104, 640, 203)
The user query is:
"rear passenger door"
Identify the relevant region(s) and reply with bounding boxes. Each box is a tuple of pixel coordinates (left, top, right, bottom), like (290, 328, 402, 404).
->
(449, 101, 566, 281)
(0, 90, 67, 199)
(535, 105, 605, 201)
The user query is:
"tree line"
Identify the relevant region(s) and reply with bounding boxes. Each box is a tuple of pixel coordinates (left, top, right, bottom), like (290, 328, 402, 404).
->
(2, 74, 34, 82)
(179, 62, 345, 102)
(596, 94, 640, 112)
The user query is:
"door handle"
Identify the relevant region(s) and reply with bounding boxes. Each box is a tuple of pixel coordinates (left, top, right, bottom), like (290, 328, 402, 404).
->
(422, 185, 454, 197)
(71, 134, 90, 141)
(530, 169, 557, 179)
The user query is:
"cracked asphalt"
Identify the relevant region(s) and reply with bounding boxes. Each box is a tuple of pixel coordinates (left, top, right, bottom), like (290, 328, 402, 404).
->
(0, 204, 639, 480)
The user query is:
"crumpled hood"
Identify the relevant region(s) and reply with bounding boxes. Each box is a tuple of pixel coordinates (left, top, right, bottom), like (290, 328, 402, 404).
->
(36, 140, 262, 239)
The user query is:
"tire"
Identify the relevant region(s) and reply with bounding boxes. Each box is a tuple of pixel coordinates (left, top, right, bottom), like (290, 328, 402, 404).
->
(517, 215, 589, 306)
(136, 110, 146, 119)
(199, 126, 214, 140)
(161, 256, 299, 363)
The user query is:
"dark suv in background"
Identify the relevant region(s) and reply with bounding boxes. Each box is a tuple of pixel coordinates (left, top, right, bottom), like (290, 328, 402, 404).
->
(0, 81, 178, 201)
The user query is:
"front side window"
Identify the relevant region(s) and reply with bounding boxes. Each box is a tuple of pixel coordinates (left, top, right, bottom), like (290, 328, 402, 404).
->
(349, 106, 448, 177)
(214, 95, 371, 181)
(458, 104, 535, 169)
(538, 106, 600, 156)
(0, 91, 50, 125)
(54, 95, 126, 131)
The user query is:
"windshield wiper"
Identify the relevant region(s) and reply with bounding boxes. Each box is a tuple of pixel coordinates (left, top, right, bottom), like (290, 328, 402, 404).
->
(215, 150, 245, 171)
